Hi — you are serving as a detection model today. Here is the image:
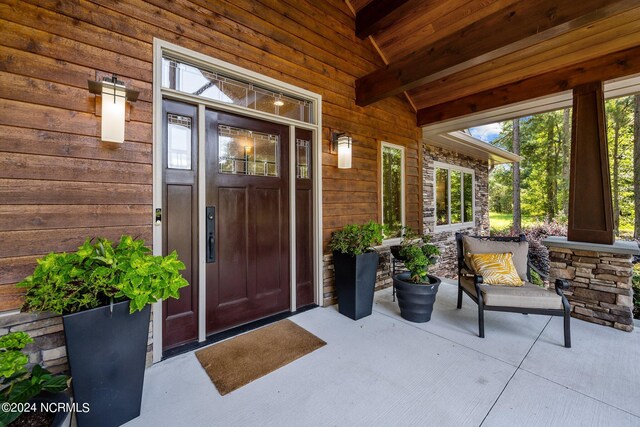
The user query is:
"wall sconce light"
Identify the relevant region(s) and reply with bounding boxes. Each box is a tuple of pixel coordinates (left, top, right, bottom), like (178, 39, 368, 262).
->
(331, 132, 352, 169)
(88, 74, 139, 143)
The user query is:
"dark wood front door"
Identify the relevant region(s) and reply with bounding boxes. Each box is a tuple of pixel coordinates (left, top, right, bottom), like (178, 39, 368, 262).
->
(205, 110, 290, 335)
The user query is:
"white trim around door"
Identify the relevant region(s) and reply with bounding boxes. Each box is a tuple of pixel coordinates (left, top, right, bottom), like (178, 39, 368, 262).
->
(152, 39, 323, 363)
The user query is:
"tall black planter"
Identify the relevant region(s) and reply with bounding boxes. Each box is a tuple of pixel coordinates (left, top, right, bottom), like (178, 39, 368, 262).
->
(333, 251, 378, 320)
(62, 301, 150, 427)
(393, 273, 440, 323)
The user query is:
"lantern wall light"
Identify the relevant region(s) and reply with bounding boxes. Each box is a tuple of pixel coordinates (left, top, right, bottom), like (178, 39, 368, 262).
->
(88, 74, 139, 143)
(331, 131, 352, 169)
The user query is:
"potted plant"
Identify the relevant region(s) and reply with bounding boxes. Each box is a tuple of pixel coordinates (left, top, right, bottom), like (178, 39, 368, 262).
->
(390, 226, 419, 261)
(0, 331, 71, 427)
(329, 221, 384, 320)
(393, 235, 441, 323)
(17, 236, 189, 427)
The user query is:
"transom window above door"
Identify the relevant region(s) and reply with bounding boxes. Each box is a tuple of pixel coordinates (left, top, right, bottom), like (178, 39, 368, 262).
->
(434, 162, 474, 230)
(162, 57, 312, 124)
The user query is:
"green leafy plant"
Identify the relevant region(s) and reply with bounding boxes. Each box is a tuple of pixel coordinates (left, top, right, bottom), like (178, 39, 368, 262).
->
(399, 234, 440, 283)
(329, 221, 384, 256)
(18, 236, 189, 314)
(0, 332, 69, 425)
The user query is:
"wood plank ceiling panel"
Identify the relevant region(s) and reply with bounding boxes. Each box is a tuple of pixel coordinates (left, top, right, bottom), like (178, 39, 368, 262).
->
(416, 45, 640, 126)
(348, 0, 373, 13)
(409, 9, 640, 109)
(374, 0, 520, 63)
(356, 0, 638, 106)
(354, 0, 640, 117)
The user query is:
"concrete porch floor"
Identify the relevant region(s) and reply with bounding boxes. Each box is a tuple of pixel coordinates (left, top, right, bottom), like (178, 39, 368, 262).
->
(125, 280, 640, 427)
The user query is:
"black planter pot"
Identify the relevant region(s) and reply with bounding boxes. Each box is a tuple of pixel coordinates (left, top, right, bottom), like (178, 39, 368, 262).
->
(333, 251, 379, 320)
(390, 245, 406, 261)
(29, 391, 72, 427)
(393, 273, 440, 323)
(62, 301, 150, 427)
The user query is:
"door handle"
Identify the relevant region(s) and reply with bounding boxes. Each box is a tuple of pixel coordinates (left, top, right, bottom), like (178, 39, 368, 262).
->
(206, 206, 215, 263)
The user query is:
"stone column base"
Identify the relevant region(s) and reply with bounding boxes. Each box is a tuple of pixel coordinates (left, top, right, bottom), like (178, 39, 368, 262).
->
(543, 236, 638, 332)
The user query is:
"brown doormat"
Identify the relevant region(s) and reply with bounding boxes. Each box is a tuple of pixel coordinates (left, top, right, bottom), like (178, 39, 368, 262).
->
(195, 319, 326, 395)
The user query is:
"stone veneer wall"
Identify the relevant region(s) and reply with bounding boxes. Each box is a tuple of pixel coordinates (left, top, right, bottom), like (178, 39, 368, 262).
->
(0, 311, 155, 374)
(547, 246, 635, 331)
(423, 145, 490, 278)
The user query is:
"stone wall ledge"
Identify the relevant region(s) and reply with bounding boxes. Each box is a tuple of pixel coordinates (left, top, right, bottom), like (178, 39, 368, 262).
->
(542, 236, 640, 255)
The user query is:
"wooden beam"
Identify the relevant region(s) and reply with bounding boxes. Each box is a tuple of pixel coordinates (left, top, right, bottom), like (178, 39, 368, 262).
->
(568, 82, 614, 244)
(356, 0, 637, 106)
(416, 45, 640, 126)
(355, 0, 412, 39)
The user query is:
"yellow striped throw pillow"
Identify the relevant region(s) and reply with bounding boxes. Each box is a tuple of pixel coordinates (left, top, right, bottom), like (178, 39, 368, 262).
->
(469, 253, 523, 286)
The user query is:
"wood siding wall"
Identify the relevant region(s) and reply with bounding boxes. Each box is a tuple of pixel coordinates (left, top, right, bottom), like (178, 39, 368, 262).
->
(0, 0, 421, 312)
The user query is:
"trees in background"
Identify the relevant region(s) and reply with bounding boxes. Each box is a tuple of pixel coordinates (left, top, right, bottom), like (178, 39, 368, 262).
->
(487, 95, 639, 239)
(634, 94, 640, 239)
(561, 108, 571, 217)
(606, 97, 634, 235)
(512, 118, 521, 234)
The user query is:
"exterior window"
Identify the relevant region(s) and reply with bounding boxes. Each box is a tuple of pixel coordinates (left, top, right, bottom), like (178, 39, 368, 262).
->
(296, 138, 310, 179)
(218, 125, 279, 177)
(162, 57, 312, 124)
(167, 114, 192, 170)
(381, 143, 405, 238)
(434, 163, 474, 229)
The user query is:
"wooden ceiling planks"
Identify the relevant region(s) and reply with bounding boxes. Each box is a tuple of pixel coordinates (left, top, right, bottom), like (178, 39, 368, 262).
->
(409, 9, 640, 109)
(349, 0, 640, 123)
(416, 45, 640, 126)
(355, 0, 413, 39)
(356, 0, 638, 107)
(374, 0, 520, 63)
(348, 0, 372, 13)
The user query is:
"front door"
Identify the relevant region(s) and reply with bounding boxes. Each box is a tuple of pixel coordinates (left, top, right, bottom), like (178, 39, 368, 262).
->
(204, 111, 290, 334)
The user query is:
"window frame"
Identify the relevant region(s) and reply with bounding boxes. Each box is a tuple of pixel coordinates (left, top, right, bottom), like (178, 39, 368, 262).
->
(380, 141, 406, 241)
(433, 161, 475, 231)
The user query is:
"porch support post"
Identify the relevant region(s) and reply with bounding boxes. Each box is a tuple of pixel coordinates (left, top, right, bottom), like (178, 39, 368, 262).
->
(568, 81, 614, 244)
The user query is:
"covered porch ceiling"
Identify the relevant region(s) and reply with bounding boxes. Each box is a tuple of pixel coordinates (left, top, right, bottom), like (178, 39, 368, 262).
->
(349, 0, 640, 126)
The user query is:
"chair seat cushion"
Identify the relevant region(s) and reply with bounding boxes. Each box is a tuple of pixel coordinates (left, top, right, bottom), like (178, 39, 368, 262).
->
(460, 277, 563, 310)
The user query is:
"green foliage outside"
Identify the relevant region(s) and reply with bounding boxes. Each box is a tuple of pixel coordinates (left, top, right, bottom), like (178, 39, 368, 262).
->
(0, 332, 69, 425)
(486, 95, 639, 318)
(382, 146, 403, 237)
(487, 96, 638, 239)
(18, 235, 189, 315)
(329, 221, 384, 255)
(489, 213, 540, 235)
